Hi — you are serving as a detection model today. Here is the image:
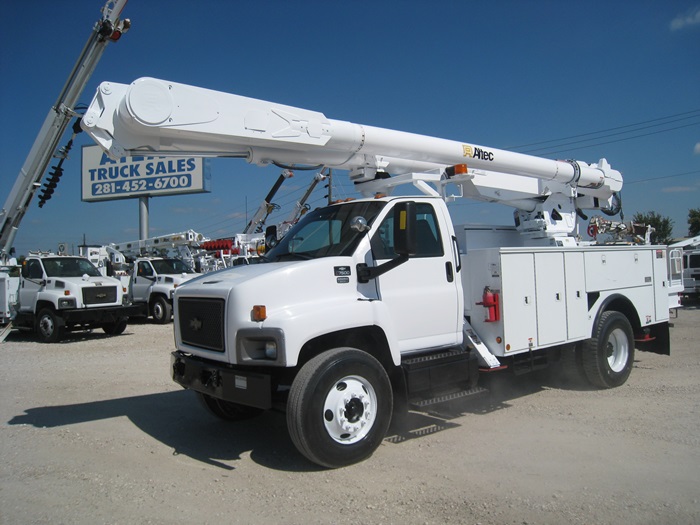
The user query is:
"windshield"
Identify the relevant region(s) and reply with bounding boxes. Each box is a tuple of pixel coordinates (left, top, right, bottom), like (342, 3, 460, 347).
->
(151, 258, 196, 274)
(265, 201, 386, 261)
(42, 257, 102, 278)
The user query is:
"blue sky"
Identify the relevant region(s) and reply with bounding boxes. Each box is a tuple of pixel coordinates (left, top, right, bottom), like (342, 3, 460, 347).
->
(2, 0, 699, 256)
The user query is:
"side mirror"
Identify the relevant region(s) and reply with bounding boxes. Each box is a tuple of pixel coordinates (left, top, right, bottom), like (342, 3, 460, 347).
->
(265, 225, 278, 249)
(393, 201, 417, 257)
(350, 216, 370, 233)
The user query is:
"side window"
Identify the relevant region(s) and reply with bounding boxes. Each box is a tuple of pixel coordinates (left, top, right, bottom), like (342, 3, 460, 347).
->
(137, 262, 153, 277)
(23, 260, 44, 279)
(371, 202, 444, 259)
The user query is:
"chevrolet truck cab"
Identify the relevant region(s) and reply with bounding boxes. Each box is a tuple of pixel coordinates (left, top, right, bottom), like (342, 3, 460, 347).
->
(14, 253, 138, 342)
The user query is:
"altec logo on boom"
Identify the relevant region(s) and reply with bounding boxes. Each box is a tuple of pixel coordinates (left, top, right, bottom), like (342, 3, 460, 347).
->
(462, 144, 495, 161)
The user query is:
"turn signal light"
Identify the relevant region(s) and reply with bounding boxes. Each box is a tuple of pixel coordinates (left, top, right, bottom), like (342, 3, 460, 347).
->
(252, 305, 267, 322)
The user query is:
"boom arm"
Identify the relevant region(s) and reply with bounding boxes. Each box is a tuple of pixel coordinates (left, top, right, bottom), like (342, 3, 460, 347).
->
(0, 0, 130, 263)
(81, 77, 623, 237)
(243, 169, 293, 234)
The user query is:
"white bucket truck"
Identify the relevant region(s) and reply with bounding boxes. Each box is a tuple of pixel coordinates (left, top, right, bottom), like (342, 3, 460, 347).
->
(0, 1, 130, 340)
(82, 77, 674, 468)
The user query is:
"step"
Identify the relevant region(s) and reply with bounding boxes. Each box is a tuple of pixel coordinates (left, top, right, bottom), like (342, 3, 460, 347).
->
(402, 347, 469, 367)
(410, 386, 488, 409)
(0, 322, 14, 343)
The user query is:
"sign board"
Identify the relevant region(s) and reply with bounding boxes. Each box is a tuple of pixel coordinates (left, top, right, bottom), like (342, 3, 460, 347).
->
(81, 145, 210, 202)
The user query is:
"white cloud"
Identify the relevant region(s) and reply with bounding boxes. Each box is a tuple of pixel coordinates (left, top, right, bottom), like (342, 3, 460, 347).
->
(694, 142, 700, 155)
(670, 6, 700, 31)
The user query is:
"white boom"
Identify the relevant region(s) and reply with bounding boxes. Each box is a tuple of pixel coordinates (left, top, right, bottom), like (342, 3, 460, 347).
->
(0, 1, 130, 263)
(82, 77, 624, 238)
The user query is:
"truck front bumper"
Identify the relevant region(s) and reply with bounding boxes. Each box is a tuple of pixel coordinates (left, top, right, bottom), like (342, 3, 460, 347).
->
(61, 303, 147, 323)
(170, 351, 272, 409)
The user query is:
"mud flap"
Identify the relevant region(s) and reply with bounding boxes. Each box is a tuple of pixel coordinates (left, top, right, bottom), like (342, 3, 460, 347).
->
(635, 321, 670, 356)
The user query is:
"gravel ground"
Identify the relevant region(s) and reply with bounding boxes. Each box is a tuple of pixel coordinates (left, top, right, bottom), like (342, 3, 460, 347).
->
(1, 306, 699, 525)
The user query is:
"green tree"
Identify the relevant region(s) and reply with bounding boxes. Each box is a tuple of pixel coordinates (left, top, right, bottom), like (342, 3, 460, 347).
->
(688, 208, 700, 237)
(632, 211, 674, 244)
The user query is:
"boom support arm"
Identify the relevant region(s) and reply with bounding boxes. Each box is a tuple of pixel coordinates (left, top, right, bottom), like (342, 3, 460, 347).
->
(0, 1, 130, 263)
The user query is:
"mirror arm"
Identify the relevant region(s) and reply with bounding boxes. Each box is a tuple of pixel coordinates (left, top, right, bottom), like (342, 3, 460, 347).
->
(356, 255, 408, 283)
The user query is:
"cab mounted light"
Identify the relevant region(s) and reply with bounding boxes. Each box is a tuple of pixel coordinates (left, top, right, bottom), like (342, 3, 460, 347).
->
(445, 164, 468, 178)
(252, 305, 267, 322)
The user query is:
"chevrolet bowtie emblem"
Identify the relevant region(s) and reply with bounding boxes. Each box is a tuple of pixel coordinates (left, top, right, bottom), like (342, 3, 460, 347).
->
(189, 317, 203, 331)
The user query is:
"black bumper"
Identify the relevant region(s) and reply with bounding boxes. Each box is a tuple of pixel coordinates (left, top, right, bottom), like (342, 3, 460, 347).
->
(61, 303, 147, 324)
(170, 351, 272, 409)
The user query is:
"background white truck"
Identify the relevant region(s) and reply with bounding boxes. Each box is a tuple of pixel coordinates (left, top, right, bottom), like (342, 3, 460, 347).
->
(82, 77, 674, 468)
(120, 257, 198, 323)
(12, 252, 139, 342)
(103, 231, 205, 323)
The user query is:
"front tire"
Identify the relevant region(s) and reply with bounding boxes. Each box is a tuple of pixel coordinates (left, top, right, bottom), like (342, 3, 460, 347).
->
(36, 308, 65, 343)
(102, 317, 128, 335)
(287, 348, 392, 468)
(151, 296, 172, 324)
(582, 311, 635, 388)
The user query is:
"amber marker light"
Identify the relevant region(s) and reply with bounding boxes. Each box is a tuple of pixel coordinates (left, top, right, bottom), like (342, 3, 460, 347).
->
(445, 163, 468, 178)
(252, 305, 267, 321)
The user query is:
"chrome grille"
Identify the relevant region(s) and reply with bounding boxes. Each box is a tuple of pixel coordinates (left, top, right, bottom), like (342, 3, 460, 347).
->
(178, 297, 225, 352)
(82, 286, 117, 305)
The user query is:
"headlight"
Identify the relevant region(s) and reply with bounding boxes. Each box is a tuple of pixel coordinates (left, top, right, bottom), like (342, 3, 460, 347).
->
(58, 297, 76, 309)
(265, 341, 277, 359)
(236, 328, 285, 364)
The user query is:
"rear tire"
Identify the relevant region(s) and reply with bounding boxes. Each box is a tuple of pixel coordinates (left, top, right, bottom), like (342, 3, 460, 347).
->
(287, 348, 392, 468)
(197, 392, 263, 421)
(151, 296, 172, 324)
(36, 308, 65, 343)
(582, 311, 634, 388)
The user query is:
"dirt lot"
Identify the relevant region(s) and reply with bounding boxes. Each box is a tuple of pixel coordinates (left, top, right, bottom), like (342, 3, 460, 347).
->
(1, 305, 699, 525)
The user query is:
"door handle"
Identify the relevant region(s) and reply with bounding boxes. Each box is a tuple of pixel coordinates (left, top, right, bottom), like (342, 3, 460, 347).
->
(451, 235, 462, 273)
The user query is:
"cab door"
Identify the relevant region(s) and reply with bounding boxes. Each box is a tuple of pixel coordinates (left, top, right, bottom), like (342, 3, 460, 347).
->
(131, 261, 155, 303)
(369, 201, 463, 353)
(18, 259, 45, 312)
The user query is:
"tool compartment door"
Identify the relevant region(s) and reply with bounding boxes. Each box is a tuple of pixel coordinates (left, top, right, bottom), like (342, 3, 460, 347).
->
(534, 252, 567, 346)
(501, 252, 537, 352)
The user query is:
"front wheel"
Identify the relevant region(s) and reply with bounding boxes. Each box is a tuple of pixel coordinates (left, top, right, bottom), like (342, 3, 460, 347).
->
(102, 317, 128, 335)
(151, 296, 172, 324)
(287, 348, 392, 468)
(582, 311, 635, 388)
(36, 308, 65, 343)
